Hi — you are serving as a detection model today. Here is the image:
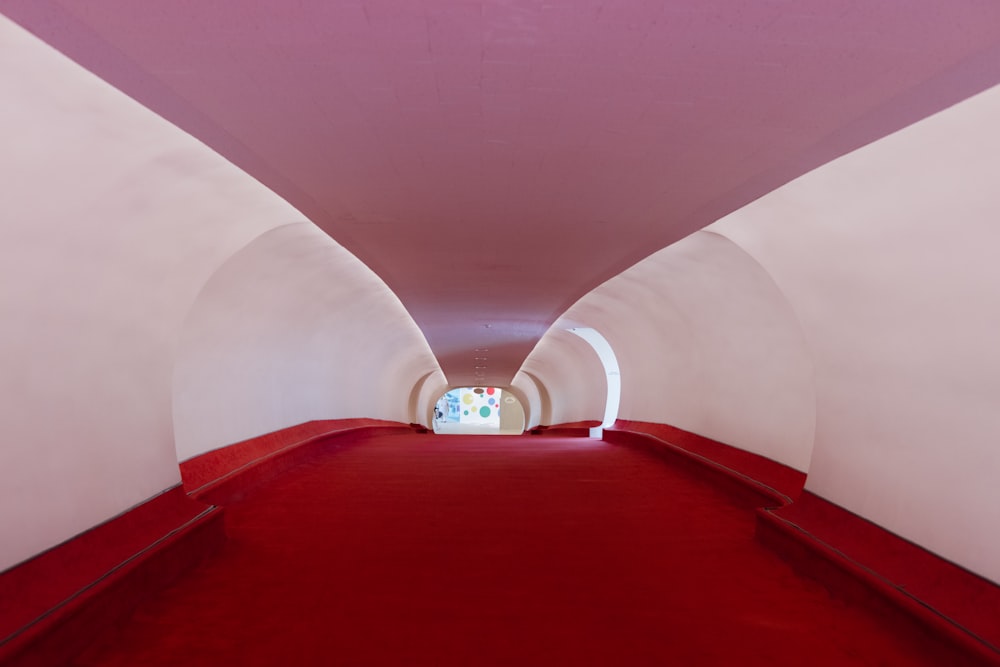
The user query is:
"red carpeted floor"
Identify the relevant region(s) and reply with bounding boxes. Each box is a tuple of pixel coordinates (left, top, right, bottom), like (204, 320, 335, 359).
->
(72, 433, 944, 666)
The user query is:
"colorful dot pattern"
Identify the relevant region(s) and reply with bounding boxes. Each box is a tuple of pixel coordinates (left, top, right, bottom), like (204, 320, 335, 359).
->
(437, 387, 503, 425)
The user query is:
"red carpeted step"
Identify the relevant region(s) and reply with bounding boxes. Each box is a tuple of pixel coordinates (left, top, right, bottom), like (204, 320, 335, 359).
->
(0, 487, 223, 667)
(71, 433, 965, 666)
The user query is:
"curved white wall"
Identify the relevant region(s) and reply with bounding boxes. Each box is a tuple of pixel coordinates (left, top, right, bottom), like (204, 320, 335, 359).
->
(0, 16, 442, 572)
(509, 373, 543, 430)
(566, 327, 622, 430)
(544, 230, 816, 471)
(0, 18, 304, 570)
(713, 83, 1000, 584)
(531, 82, 1000, 584)
(415, 371, 451, 428)
(173, 223, 441, 460)
(409, 370, 445, 426)
(517, 329, 607, 427)
(6, 3, 1000, 593)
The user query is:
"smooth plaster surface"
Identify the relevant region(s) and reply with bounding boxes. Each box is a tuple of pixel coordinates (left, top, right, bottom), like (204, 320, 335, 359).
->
(4, 2, 1000, 588)
(0, 17, 441, 571)
(528, 83, 1000, 584)
(5, 0, 1000, 385)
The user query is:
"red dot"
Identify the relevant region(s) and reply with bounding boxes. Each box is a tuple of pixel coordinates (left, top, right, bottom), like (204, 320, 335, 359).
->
(486, 387, 495, 395)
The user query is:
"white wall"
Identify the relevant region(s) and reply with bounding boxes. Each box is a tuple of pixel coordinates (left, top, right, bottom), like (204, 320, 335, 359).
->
(0, 17, 442, 572)
(713, 83, 1000, 584)
(528, 82, 1000, 584)
(502, 381, 539, 431)
(516, 329, 607, 426)
(6, 2, 1000, 591)
(0, 18, 299, 570)
(172, 222, 441, 460)
(510, 372, 544, 430)
(416, 372, 451, 428)
(545, 230, 816, 471)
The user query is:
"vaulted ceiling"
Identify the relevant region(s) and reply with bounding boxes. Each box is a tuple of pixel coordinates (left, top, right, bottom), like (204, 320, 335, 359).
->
(6, 0, 1000, 386)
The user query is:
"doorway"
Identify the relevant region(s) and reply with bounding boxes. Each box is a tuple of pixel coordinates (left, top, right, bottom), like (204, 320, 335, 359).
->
(432, 387, 525, 435)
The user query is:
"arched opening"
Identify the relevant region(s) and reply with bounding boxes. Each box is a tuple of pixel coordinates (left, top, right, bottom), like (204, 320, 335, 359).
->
(432, 387, 525, 435)
(567, 327, 621, 437)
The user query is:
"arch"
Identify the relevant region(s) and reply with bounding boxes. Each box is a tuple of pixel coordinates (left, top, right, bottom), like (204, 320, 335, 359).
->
(566, 327, 622, 436)
(407, 370, 441, 426)
(172, 222, 441, 461)
(518, 371, 552, 427)
(415, 371, 451, 428)
(0, 17, 312, 571)
(499, 382, 535, 432)
(515, 331, 608, 427)
(431, 387, 525, 435)
(530, 229, 816, 472)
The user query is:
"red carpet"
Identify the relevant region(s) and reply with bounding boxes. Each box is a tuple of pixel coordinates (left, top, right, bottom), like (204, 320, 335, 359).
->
(72, 433, 954, 665)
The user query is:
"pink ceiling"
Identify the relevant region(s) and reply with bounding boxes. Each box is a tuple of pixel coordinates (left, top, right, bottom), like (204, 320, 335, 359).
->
(5, 0, 1000, 386)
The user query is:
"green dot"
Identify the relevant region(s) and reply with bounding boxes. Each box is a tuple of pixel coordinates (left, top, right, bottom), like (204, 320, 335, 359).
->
(479, 406, 491, 418)
(464, 410, 469, 415)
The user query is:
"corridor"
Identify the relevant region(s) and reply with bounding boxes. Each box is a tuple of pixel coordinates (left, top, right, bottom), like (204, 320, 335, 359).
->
(75, 433, 936, 666)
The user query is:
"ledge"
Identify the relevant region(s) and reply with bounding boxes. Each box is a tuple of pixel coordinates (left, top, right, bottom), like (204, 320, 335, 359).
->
(528, 420, 600, 437)
(0, 486, 224, 667)
(758, 494, 1000, 666)
(609, 419, 806, 501)
(602, 427, 797, 509)
(181, 419, 411, 504)
(606, 421, 1000, 666)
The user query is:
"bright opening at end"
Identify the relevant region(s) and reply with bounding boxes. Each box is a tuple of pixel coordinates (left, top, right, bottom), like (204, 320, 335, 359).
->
(433, 387, 525, 435)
